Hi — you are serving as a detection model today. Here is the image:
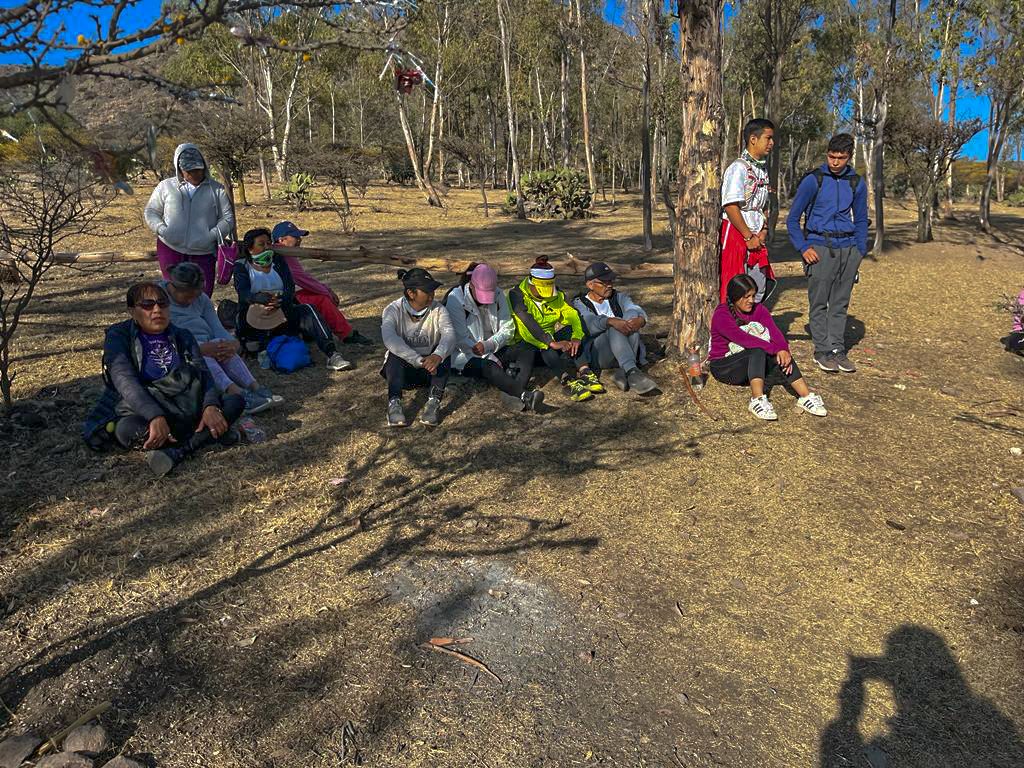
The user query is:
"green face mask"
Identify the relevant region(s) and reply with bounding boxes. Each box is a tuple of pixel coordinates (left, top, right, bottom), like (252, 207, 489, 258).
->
(252, 249, 274, 267)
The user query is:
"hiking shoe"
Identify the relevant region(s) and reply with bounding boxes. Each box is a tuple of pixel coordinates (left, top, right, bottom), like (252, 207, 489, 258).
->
(611, 368, 629, 391)
(626, 368, 660, 396)
(814, 352, 840, 373)
(500, 391, 526, 413)
(578, 369, 606, 393)
(419, 396, 442, 426)
(242, 390, 273, 415)
(387, 398, 407, 427)
(326, 352, 353, 371)
(748, 395, 778, 421)
(219, 426, 242, 446)
(522, 389, 545, 412)
(797, 392, 828, 417)
(566, 378, 595, 402)
(833, 351, 856, 373)
(343, 329, 374, 345)
(146, 448, 181, 477)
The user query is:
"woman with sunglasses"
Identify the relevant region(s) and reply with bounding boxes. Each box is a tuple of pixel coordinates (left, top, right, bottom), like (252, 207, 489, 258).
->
(83, 282, 245, 476)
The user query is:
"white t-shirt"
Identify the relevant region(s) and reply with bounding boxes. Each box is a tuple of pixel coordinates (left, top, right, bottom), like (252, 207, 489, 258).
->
(590, 298, 615, 318)
(247, 264, 284, 294)
(721, 157, 770, 233)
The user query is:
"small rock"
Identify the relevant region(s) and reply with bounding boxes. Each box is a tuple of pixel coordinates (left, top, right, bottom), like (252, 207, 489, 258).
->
(893, 383, 907, 391)
(99, 758, 144, 768)
(0, 734, 42, 768)
(1011, 447, 1023, 457)
(35, 753, 94, 768)
(939, 386, 960, 397)
(729, 578, 747, 591)
(63, 725, 109, 756)
(969, 598, 979, 606)
(1011, 488, 1024, 505)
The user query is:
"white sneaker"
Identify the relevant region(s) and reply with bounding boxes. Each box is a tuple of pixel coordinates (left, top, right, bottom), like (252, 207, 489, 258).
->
(748, 395, 778, 421)
(326, 352, 353, 371)
(797, 392, 828, 416)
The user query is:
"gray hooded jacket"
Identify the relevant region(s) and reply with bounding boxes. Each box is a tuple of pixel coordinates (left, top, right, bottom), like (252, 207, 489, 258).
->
(143, 143, 234, 255)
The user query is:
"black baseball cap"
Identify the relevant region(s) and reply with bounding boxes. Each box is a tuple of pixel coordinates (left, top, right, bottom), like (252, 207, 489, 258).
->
(398, 267, 442, 292)
(584, 262, 618, 282)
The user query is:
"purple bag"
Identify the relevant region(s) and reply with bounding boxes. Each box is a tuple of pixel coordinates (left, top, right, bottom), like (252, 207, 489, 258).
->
(215, 231, 238, 285)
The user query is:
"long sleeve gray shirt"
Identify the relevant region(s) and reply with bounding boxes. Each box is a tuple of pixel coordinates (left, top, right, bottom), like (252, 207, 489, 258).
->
(380, 298, 456, 367)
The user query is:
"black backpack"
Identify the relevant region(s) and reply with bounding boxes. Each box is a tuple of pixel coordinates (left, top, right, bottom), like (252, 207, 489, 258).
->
(798, 168, 861, 232)
(575, 291, 623, 318)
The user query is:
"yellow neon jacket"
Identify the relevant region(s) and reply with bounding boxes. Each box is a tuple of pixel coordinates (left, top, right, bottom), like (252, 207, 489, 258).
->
(508, 277, 585, 349)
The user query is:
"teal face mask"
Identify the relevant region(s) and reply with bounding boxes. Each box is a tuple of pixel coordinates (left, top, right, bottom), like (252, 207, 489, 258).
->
(252, 249, 274, 267)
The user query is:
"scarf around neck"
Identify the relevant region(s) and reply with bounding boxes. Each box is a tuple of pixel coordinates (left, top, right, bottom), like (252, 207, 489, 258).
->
(742, 149, 768, 171)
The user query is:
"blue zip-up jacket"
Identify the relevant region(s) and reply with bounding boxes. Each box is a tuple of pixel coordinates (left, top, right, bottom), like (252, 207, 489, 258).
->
(82, 319, 220, 449)
(786, 163, 869, 256)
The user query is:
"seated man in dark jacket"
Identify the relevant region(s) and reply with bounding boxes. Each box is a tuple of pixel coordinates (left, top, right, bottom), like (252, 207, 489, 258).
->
(83, 282, 245, 476)
(232, 227, 351, 371)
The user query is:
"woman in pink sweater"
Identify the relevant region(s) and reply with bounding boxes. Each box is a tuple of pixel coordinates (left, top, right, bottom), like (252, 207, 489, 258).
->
(709, 274, 827, 421)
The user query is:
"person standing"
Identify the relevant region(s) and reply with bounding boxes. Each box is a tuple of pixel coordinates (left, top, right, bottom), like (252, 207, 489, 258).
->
(144, 143, 234, 296)
(720, 119, 776, 304)
(786, 133, 869, 373)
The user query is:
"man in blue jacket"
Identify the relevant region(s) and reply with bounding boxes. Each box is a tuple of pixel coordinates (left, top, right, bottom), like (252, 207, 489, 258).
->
(786, 133, 869, 373)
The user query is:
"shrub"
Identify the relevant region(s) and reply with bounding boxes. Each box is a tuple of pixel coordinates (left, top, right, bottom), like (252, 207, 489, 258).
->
(506, 168, 592, 219)
(282, 172, 314, 210)
(1005, 189, 1024, 208)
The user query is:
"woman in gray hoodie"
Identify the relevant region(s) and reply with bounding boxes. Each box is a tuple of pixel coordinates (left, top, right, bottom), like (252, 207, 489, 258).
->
(143, 143, 234, 296)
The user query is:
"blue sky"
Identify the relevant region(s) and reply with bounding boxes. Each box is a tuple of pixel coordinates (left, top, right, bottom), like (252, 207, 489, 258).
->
(1, 0, 990, 159)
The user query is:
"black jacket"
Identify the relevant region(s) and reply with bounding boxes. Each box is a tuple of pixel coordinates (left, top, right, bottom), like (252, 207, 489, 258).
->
(82, 319, 220, 448)
(233, 254, 296, 338)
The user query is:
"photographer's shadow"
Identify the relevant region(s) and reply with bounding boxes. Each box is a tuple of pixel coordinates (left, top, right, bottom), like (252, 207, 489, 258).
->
(820, 625, 1024, 767)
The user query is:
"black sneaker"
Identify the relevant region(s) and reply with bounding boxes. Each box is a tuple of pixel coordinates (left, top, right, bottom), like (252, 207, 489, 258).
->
(419, 396, 442, 426)
(343, 330, 374, 346)
(146, 448, 182, 477)
(833, 351, 856, 373)
(814, 353, 840, 373)
(522, 389, 544, 412)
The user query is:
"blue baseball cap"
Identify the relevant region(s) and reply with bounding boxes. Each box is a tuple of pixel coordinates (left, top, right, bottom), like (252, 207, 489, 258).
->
(272, 221, 309, 241)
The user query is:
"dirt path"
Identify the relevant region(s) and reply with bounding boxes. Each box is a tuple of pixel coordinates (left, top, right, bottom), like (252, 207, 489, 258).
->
(1, 189, 1023, 766)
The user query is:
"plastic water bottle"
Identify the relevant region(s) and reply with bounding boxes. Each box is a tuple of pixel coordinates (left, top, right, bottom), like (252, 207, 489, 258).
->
(258, 350, 271, 370)
(237, 416, 266, 444)
(687, 347, 703, 392)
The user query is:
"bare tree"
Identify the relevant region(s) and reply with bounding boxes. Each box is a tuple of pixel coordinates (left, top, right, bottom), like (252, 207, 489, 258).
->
(496, 0, 526, 219)
(0, 151, 112, 410)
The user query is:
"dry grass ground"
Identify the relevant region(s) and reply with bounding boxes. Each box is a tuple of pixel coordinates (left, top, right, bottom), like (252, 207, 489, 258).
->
(1, 183, 1023, 767)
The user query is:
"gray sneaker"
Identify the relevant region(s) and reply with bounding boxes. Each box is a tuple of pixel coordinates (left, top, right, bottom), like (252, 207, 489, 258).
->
(387, 398, 407, 428)
(626, 368, 660, 396)
(242, 390, 273, 415)
(611, 368, 629, 391)
(326, 352, 353, 371)
(833, 351, 856, 373)
(814, 353, 840, 373)
(419, 396, 442, 426)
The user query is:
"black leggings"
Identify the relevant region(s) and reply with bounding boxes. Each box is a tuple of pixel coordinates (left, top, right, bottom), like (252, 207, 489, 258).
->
(461, 355, 526, 398)
(382, 354, 451, 400)
(114, 394, 245, 451)
(508, 327, 583, 386)
(709, 348, 801, 387)
(239, 303, 337, 357)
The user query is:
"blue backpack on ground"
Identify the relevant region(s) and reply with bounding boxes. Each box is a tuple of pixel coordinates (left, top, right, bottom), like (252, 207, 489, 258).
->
(265, 335, 311, 373)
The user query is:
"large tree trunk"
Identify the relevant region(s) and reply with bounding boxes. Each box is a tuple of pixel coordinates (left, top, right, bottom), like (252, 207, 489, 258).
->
(497, 0, 526, 219)
(916, 194, 933, 242)
(872, 0, 897, 253)
(560, 44, 571, 167)
(942, 67, 958, 219)
(535, 68, 555, 166)
(671, 0, 724, 354)
(980, 94, 1014, 232)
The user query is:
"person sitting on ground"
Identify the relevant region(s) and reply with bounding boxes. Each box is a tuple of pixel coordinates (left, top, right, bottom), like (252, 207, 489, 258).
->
(232, 227, 352, 371)
(508, 256, 604, 403)
(445, 262, 544, 413)
(271, 220, 373, 346)
(1005, 288, 1024, 354)
(160, 262, 280, 415)
(82, 282, 244, 476)
(709, 274, 827, 421)
(572, 261, 660, 396)
(381, 267, 456, 427)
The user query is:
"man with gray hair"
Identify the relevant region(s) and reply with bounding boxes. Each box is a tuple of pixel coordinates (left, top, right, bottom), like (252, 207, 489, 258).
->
(144, 143, 234, 296)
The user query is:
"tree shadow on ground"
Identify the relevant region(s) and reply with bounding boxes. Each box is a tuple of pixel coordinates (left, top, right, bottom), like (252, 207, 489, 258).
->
(819, 625, 1024, 767)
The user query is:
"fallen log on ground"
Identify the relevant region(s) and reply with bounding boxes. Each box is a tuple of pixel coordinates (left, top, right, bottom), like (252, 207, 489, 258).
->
(4, 245, 805, 280)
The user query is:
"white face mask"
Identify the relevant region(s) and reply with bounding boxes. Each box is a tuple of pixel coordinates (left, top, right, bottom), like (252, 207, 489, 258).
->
(403, 297, 429, 317)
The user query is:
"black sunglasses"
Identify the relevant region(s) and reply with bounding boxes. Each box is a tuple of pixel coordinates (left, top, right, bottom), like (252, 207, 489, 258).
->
(133, 298, 170, 310)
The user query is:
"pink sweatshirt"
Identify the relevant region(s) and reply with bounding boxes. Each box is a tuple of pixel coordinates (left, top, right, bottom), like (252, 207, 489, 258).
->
(283, 255, 333, 298)
(709, 302, 789, 360)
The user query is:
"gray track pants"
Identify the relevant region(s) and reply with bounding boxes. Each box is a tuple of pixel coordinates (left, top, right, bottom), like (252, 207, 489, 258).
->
(807, 245, 862, 355)
(586, 328, 641, 373)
